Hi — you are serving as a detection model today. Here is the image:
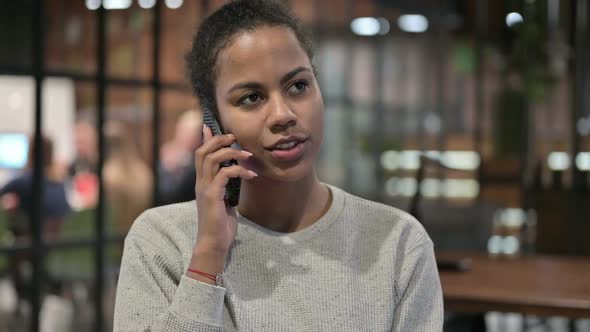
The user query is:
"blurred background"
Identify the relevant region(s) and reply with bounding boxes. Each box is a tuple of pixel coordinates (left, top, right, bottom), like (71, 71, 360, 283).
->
(0, 0, 589, 331)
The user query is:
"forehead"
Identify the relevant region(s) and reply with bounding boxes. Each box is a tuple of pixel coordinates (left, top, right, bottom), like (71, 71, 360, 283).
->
(215, 26, 311, 87)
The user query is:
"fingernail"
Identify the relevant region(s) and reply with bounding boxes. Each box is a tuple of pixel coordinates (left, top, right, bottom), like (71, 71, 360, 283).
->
(248, 170, 258, 177)
(242, 151, 253, 157)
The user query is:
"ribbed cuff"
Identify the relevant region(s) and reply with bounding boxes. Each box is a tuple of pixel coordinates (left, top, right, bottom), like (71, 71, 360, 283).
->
(170, 275, 226, 327)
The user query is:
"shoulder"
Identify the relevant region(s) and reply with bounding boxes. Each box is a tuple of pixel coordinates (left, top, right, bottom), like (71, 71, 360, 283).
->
(0, 173, 31, 194)
(330, 185, 432, 251)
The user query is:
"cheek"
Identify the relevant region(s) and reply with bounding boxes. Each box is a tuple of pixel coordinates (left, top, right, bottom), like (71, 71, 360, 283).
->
(223, 114, 260, 151)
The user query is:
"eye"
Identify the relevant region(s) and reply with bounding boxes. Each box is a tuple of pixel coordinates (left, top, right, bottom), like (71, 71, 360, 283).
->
(287, 80, 309, 95)
(238, 92, 263, 107)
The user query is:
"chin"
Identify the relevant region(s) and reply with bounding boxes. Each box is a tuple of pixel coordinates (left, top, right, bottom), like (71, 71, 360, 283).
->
(260, 160, 315, 183)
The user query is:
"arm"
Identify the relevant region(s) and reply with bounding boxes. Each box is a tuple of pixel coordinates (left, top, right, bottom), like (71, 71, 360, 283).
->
(113, 126, 256, 331)
(391, 241, 444, 332)
(113, 221, 227, 332)
(0, 176, 22, 197)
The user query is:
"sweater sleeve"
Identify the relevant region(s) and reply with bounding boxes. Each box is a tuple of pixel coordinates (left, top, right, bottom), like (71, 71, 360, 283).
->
(391, 241, 444, 332)
(113, 229, 227, 331)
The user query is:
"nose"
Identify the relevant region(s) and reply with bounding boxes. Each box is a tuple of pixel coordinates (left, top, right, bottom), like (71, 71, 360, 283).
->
(268, 94, 297, 133)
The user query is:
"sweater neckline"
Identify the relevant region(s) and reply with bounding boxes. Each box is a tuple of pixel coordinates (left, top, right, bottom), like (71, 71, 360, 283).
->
(236, 184, 345, 243)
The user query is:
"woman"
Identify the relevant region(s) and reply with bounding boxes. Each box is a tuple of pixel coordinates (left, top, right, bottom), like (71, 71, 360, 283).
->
(114, 1, 443, 331)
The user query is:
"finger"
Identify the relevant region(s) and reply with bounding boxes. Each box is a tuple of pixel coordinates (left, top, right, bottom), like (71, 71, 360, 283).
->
(209, 165, 257, 200)
(203, 124, 213, 142)
(203, 147, 253, 181)
(195, 133, 235, 179)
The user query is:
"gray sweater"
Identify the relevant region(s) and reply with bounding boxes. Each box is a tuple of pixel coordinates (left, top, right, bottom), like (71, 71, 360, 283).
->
(113, 185, 443, 331)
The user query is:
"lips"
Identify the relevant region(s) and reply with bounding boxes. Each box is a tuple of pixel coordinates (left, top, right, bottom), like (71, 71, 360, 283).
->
(266, 136, 307, 162)
(265, 136, 308, 151)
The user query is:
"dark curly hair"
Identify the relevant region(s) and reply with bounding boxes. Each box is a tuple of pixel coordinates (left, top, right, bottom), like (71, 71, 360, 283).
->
(185, 0, 315, 119)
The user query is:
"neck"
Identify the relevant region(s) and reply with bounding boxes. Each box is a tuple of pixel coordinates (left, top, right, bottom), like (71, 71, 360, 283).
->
(237, 171, 331, 233)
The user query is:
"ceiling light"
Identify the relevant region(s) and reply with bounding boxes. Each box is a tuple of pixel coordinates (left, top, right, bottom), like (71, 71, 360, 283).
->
(351, 17, 381, 36)
(506, 12, 524, 27)
(86, 0, 101, 10)
(398, 14, 429, 33)
(547, 152, 570, 171)
(138, 0, 156, 9)
(103, 0, 132, 10)
(165, 0, 183, 9)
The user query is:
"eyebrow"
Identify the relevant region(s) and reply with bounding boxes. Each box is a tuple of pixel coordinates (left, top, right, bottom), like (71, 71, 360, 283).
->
(227, 66, 311, 94)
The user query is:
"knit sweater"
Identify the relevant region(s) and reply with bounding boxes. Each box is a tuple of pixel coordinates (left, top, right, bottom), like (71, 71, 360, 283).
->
(113, 184, 443, 331)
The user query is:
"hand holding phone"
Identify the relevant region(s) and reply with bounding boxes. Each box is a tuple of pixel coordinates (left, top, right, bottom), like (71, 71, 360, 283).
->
(193, 109, 257, 257)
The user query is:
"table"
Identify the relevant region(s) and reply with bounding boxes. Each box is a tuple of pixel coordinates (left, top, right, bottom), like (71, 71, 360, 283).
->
(437, 251, 590, 318)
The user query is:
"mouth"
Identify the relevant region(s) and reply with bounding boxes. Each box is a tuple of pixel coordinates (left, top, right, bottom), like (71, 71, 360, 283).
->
(265, 136, 308, 151)
(265, 136, 309, 162)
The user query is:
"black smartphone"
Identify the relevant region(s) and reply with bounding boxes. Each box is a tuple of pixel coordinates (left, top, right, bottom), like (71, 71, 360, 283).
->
(202, 108, 241, 207)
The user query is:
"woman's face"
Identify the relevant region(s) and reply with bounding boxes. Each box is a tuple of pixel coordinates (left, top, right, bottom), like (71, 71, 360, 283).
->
(215, 26, 324, 182)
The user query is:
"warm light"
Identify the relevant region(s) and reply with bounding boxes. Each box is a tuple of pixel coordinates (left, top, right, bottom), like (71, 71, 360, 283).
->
(138, 0, 156, 9)
(547, 152, 570, 170)
(165, 0, 183, 9)
(85, 0, 101, 10)
(103, 0, 132, 9)
(506, 12, 524, 27)
(398, 14, 429, 33)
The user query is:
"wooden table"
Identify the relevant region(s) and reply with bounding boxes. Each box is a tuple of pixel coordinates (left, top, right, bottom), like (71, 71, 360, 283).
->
(437, 251, 590, 318)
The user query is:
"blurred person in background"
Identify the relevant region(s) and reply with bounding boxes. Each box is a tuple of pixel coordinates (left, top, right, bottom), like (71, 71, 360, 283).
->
(69, 119, 98, 176)
(0, 135, 71, 240)
(157, 109, 202, 205)
(0, 135, 71, 317)
(104, 120, 153, 235)
(68, 118, 99, 210)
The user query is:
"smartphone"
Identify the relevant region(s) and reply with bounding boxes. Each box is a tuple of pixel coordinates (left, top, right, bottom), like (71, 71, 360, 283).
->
(202, 108, 241, 207)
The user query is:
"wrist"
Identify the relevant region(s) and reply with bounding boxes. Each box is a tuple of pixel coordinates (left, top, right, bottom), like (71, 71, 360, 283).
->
(190, 241, 228, 276)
